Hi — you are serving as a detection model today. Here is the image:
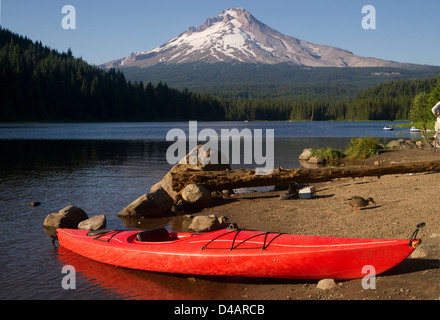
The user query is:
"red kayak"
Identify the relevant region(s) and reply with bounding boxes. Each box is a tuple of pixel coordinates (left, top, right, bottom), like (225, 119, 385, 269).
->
(56, 225, 422, 280)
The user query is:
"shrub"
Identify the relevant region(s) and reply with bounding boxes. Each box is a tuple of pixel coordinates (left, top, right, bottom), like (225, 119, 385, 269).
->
(345, 137, 379, 159)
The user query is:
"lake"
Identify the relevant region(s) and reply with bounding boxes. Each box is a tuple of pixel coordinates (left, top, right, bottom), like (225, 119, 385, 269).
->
(0, 121, 416, 299)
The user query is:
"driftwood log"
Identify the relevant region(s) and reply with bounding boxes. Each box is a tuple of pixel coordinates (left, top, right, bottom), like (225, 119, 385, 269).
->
(171, 160, 440, 192)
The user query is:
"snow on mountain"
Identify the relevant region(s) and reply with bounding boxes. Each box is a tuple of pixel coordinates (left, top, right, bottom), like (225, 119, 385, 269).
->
(101, 8, 403, 68)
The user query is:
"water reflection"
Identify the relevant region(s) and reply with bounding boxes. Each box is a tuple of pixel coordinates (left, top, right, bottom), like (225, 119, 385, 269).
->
(0, 139, 173, 171)
(57, 247, 209, 300)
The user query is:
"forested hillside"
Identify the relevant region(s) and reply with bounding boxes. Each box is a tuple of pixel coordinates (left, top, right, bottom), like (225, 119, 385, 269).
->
(221, 77, 437, 121)
(122, 62, 438, 101)
(0, 28, 438, 122)
(0, 28, 225, 122)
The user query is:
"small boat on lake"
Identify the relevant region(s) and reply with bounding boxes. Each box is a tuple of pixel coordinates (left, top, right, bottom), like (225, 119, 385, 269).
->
(56, 226, 422, 280)
(410, 127, 421, 132)
(383, 126, 393, 131)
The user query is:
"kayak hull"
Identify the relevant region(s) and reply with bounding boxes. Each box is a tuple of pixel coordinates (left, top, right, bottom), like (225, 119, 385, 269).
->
(56, 228, 418, 280)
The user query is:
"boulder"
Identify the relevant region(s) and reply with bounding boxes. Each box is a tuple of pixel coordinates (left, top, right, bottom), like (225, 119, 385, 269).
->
(308, 156, 326, 164)
(118, 187, 174, 218)
(182, 184, 212, 208)
(188, 214, 221, 232)
(298, 148, 312, 160)
(120, 145, 231, 218)
(78, 215, 106, 231)
(43, 205, 88, 229)
(387, 139, 417, 150)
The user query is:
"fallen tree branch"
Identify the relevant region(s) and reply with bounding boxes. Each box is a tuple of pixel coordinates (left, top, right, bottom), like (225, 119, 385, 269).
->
(171, 160, 440, 192)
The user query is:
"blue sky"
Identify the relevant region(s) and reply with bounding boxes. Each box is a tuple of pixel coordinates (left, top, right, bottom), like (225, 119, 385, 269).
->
(1, 0, 439, 66)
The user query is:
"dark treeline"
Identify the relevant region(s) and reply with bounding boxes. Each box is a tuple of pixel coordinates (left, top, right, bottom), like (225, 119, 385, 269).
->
(223, 77, 437, 121)
(0, 28, 225, 122)
(345, 77, 437, 120)
(0, 28, 438, 122)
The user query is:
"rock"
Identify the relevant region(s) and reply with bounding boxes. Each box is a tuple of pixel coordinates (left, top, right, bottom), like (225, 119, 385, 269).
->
(222, 189, 234, 196)
(387, 139, 417, 150)
(43, 205, 88, 229)
(27, 201, 41, 207)
(188, 214, 221, 232)
(118, 187, 174, 218)
(298, 159, 320, 168)
(218, 215, 228, 224)
(182, 184, 212, 208)
(308, 156, 326, 164)
(118, 145, 231, 217)
(78, 215, 106, 231)
(316, 279, 337, 290)
(298, 148, 312, 160)
(387, 139, 401, 149)
(415, 141, 424, 148)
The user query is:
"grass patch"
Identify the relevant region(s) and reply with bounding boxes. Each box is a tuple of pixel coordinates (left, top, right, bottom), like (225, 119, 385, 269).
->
(310, 147, 345, 161)
(311, 137, 380, 163)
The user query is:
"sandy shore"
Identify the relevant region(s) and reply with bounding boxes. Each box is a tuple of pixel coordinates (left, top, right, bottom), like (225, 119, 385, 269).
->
(192, 148, 440, 300)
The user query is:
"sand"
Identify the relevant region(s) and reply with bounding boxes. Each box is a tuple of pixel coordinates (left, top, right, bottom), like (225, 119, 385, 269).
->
(192, 148, 440, 300)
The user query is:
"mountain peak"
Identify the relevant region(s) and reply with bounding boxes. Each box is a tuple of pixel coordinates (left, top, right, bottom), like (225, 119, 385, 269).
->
(185, 8, 255, 36)
(219, 7, 251, 20)
(101, 8, 404, 69)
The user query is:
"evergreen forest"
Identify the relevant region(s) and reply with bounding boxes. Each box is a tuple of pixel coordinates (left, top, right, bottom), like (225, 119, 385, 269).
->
(0, 28, 438, 122)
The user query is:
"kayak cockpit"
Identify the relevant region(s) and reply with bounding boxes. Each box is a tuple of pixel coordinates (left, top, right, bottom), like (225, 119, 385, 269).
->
(86, 228, 198, 244)
(135, 228, 178, 242)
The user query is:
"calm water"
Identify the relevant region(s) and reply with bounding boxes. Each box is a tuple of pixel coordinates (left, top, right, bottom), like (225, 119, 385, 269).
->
(0, 121, 414, 300)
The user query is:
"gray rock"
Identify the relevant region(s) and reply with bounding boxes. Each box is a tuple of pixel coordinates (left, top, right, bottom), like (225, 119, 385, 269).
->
(308, 156, 326, 164)
(43, 205, 88, 229)
(188, 214, 221, 232)
(387, 139, 417, 150)
(118, 187, 174, 218)
(182, 184, 212, 208)
(78, 215, 106, 231)
(298, 148, 312, 160)
(119, 145, 231, 217)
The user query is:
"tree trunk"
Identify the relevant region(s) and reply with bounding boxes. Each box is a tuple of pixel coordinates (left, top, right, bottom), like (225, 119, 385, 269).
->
(171, 160, 440, 192)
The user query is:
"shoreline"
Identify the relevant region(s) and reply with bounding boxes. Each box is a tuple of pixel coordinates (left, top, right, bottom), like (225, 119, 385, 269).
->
(185, 148, 440, 300)
(0, 120, 412, 124)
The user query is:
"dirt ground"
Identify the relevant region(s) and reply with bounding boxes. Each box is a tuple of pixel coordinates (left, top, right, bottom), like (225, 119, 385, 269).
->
(193, 148, 440, 300)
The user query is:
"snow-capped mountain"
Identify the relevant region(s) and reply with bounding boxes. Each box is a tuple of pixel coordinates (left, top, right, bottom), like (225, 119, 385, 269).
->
(101, 8, 404, 68)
